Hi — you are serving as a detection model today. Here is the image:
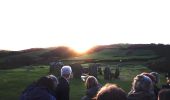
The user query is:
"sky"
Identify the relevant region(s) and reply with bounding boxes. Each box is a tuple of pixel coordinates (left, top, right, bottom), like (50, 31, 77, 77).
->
(0, 0, 170, 52)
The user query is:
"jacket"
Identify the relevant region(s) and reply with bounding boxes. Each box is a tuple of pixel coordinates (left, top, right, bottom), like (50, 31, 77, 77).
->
(56, 77, 70, 100)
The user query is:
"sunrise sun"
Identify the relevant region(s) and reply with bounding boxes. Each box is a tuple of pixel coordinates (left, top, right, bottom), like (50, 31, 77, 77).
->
(68, 43, 95, 53)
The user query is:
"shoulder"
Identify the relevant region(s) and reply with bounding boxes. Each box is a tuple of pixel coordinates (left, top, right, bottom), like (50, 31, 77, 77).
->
(162, 84, 170, 89)
(21, 86, 56, 100)
(58, 77, 68, 84)
(81, 96, 91, 100)
(58, 77, 66, 82)
(57, 77, 69, 90)
(128, 91, 154, 99)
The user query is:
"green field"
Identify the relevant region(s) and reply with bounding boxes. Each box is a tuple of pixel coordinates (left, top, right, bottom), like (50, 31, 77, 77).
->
(0, 64, 166, 100)
(69, 48, 157, 61)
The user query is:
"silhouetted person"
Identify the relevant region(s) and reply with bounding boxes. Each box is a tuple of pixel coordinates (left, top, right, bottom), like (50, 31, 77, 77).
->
(158, 89, 170, 100)
(128, 74, 155, 100)
(95, 83, 127, 100)
(165, 72, 170, 79)
(150, 72, 160, 98)
(55, 65, 72, 100)
(162, 72, 170, 89)
(162, 78, 170, 89)
(141, 72, 160, 98)
(20, 75, 58, 100)
(81, 76, 102, 100)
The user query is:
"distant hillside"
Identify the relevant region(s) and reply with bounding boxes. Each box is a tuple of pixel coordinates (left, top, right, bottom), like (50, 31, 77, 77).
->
(71, 44, 159, 60)
(85, 43, 170, 58)
(1, 44, 170, 71)
(82, 44, 170, 72)
(0, 46, 78, 69)
(75, 48, 157, 60)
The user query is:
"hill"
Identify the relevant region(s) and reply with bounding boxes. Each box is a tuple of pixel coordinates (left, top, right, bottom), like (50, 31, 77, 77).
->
(0, 44, 170, 100)
(0, 46, 78, 69)
(68, 44, 170, 72)
(1, 43, 170, 71)
(69, 44, 159, 62)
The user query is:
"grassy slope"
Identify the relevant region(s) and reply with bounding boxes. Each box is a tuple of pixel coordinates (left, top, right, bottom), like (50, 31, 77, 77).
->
(0, 46, 158, 68)
(0, 65, 166, 100)
(0, 46, 163, 100)
(0, 47, 76, 66)
(0, 66, 48, 100)
(71, 48, 157, 60)
(0, 49, 49, 67)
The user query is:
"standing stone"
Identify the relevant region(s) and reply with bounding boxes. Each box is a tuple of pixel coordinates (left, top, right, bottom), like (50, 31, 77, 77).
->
(89, 64, 98, 78)
(98, 67, 103, 75)
(82, 67, 89, 74)
(114, 66, 120, 79)
(70, 63, 83, 79)
(49, 61, 63, 77)
(104, 66, 111, 80)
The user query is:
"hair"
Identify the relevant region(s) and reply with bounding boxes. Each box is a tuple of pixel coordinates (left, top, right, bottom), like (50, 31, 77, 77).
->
(150, 72, 159, 84)
(85, 76, 99, 89)
(132, 74, 153, 92)
(140, 72, 156, 83)
(61, 65, 72, 77)
(158, 89, 170, 100)
(47, 75, 58, 89)
(95, 83, 127, 100)
(36, 75, 58, 91)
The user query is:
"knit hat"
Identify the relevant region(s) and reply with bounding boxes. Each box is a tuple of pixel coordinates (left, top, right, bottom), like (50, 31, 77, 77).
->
(61, 65, 72, 76)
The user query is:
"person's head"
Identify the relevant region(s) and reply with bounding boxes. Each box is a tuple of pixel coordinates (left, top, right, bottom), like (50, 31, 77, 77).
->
(95, 83, 127, 100)
(36, 75, 58, 91)
(150, 72, 160, 84)
(47, 75, 58, 89)
(140, 72, 156, 84)
(158, 89, 170, 100)
(61, 65, 72, 79)
(132, 74, 153, 92)
(85, 76, 98, 89)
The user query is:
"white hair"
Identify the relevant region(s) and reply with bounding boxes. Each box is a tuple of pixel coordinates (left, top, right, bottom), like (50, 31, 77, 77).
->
(61, 65, 72, 76)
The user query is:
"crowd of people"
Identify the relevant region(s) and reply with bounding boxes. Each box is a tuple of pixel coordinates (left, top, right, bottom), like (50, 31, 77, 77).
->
(20, 65, 170, 100)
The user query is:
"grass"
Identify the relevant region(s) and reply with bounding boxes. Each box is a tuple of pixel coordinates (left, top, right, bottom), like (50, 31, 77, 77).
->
(0, 66, 48, 100)
(70, 48, 157, 60)
(0, 65, 166, 100)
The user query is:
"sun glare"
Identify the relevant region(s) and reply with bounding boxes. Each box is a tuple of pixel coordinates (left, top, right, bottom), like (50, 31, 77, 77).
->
(69, 43, 94, 54)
